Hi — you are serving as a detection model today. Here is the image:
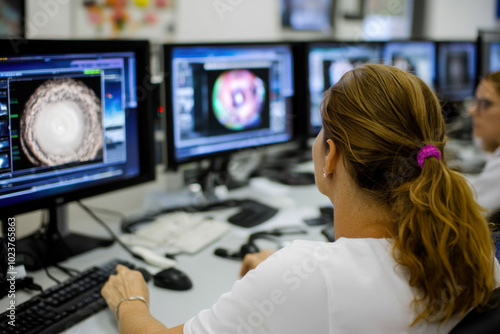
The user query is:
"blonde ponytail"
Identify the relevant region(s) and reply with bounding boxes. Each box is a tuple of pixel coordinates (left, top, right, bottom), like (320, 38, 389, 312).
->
(392, 157, 496, 324)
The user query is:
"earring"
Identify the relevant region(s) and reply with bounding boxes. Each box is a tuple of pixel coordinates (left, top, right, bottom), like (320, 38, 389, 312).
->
(323, 172, 327, 178)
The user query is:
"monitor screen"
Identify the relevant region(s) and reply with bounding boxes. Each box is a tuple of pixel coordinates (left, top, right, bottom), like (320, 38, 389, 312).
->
(382, 41, 436, 90)
(164, 43, 295, 169)
(281, 0, 334, 32)
(0, 0, 24, 37)
(489, 43, 500, 73)
(307, 42, 382, 135)
(478, 30, 500, 76)
(436, 42, 477, 101)
(0, 39, 155, 216)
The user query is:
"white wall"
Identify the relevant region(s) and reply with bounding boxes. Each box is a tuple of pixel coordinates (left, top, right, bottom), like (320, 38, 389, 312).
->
(24, 0, 499, 42)
(175, 0, 281, 42)
(175, 0, 498, 42)
(25, 0, 73, 39)
(174, 0, 364, 43)
(423, 0, 497, 40)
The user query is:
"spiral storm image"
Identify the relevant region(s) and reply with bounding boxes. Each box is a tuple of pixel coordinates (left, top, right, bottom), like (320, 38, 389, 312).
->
(20, 78, 103, 166)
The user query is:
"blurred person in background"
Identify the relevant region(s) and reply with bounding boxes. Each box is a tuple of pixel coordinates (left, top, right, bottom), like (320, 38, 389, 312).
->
(468, 71, 500, 214)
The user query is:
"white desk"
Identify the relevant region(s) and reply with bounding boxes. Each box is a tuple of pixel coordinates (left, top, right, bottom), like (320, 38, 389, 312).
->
(1, 170, 331, 333)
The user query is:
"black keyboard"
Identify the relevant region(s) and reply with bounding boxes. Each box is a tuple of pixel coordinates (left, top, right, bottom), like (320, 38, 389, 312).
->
(0, 259, 146, 334)
(122, 198, 278, 232)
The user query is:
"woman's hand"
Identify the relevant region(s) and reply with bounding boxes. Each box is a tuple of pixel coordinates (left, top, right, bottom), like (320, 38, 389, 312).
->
(101, 264, 150, 313)
(240, 249, 275, 277)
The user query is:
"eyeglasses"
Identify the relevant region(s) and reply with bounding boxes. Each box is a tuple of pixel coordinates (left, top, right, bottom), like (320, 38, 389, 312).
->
(465, 97, 495, 115)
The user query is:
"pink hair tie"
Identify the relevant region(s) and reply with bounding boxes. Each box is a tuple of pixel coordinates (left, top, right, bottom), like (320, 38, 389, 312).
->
(417, 145, 441, 168)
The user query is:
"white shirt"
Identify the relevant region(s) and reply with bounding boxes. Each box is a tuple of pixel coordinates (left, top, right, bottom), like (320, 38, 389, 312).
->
(184, 238, 499, 334)
(473, 147, 500, 213)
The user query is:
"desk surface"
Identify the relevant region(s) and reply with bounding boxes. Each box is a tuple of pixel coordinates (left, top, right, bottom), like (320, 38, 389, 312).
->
(1, 167, 331, 333)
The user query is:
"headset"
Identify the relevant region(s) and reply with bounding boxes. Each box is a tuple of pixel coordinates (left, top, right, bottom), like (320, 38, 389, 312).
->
(214, 226, 307, 260)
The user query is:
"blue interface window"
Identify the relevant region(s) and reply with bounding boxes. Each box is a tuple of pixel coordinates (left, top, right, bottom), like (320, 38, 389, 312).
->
(169, 44, 294, 163)
(308, 43, 382, 134)
(383, 41, 436, 90)
(0, 51, 140, 205)
(490, 43, 500, 73)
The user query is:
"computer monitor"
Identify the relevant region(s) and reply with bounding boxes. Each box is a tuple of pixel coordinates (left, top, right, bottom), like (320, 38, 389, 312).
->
(0, 0, 24, 38)
(0, 39, 155, 269)
(307, 42, 383, 136)
(478, 30, 500, 76)
(164, 42, 295, 174)
(382, 41, 436, 90)
(281, 0, 335, 32)
(436, 41, 477, 102)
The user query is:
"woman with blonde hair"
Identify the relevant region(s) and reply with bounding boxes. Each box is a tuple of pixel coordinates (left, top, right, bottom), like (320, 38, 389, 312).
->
(102, 64, 499, 334)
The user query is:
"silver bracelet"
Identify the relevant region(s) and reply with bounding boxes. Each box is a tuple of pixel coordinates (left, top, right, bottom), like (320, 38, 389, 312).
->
(115, 295, 149, 321)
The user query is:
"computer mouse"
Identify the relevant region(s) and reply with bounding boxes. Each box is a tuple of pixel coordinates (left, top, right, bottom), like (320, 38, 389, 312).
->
(153, 268, 193, 291)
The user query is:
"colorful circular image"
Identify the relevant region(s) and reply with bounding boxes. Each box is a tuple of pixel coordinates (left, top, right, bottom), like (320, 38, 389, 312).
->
(212, 69, 265, 130)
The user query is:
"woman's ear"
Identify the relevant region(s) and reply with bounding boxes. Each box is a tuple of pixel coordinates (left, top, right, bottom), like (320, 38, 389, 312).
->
(325, 139, 339, 175)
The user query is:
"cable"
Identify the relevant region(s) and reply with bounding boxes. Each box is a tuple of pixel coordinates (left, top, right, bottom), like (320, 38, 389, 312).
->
(27, 221, 76, 277)
(16, 251, 61, 285)
(54, 264, 79, 277)
(82, 205, 127, 221)
(76, 201, 177, 269)
(76, 201, 137, 259)
(3, 216, 75, 286)
(214, 226, 308, 260)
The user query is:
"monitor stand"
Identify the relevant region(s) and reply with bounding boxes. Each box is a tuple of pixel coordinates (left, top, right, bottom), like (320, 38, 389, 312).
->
(122, 156, 278, 231)
(184, 156, 249, 196)
(2, 204, 114, 271)
(179, 157, 278, 227)
(258, 168, 316, 186)
(255, 147, 315, 186)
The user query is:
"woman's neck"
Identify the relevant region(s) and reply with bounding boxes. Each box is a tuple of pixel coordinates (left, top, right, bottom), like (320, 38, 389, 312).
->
(324, 153, 394, 240)
(332, 190, 394, 240)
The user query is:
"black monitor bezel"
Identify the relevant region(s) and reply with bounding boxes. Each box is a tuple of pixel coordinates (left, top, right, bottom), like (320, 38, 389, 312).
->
(434, 40, 478, 102)
(163, 41, 296, 171)
(280, 0, 337, 32)
(477, 29, 500, 78)
(0, 38, 156, 217)
(381, 39, 437, 86)
(0, 0, 25, 38)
